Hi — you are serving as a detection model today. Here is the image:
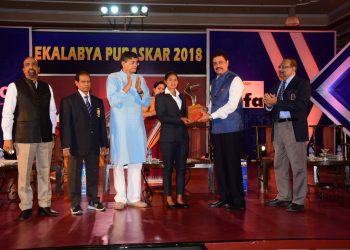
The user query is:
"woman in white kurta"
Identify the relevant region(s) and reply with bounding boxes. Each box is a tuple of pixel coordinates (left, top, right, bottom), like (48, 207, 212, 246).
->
(106, 52, 151, 209)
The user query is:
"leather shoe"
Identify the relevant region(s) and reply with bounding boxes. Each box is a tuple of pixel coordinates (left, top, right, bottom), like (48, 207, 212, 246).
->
(266, 198, 291, 207)
(19, 209, 32, 221)
(38, 207, 59, 217)
(208, 200, 228, 208)
(166, 202, 177, 209)
(286, 203, 304, 212)
(176, 202, 189, 208)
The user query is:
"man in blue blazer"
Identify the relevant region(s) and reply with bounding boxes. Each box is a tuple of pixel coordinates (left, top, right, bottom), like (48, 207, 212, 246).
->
(264, 58, 310, 212)
(60, 71, 108, 215)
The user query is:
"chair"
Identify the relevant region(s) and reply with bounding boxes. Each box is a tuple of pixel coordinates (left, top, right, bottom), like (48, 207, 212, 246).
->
(253, 125, 274, 192)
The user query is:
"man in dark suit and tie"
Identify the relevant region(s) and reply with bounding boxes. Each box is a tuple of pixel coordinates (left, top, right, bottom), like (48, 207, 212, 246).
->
(263, 58, 311, 212)
(60, 71, 108, 215)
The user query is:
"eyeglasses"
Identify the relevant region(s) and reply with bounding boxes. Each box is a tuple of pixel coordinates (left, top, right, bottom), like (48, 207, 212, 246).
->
(278, 65, 292, 69)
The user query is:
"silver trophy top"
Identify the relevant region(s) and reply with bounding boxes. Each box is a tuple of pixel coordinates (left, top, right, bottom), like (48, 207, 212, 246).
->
(184, 83, 199, 105)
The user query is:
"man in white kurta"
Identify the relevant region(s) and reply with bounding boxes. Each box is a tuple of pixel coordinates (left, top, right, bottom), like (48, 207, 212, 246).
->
(106, 51, 151, 210)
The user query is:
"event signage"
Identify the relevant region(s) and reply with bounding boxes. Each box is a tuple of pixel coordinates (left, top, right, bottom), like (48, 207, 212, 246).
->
(32, 30, 206, 75)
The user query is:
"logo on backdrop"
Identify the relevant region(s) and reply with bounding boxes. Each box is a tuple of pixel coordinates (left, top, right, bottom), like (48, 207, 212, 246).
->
(0, 86, 8, 105)
(242, 81, 264, 108)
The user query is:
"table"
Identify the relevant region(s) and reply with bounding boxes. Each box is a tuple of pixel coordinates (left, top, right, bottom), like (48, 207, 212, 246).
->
(0, 159, 19, 204)
(103, 159, 214, 205)
(308, 158, 350, 199)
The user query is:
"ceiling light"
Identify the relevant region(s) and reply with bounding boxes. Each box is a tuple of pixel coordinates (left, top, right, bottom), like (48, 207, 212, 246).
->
(110, 6, 119, 14)
(131, 6, 139, 15)
(100, 6, 108, 15)
(285, 7, 300, 27)
(141, 6, 148, 15)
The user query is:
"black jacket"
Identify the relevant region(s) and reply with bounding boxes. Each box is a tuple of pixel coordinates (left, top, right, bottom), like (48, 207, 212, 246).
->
(155, 92, 189, 143)
(268, 75, 311, 142)
(60, 92, 108, 156)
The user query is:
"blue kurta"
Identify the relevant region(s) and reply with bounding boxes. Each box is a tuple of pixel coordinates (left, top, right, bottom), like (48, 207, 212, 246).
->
(106, 70, 151, 166)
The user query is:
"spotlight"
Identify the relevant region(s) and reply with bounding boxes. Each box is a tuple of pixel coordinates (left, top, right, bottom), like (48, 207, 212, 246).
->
(141, 6, 148, 15)
(100, 6, 108, 15)
(258, 144, 267, 157)
(131, 6, 139, 15)
(110, 6, 119, 14)
(285, 7, 300, 27)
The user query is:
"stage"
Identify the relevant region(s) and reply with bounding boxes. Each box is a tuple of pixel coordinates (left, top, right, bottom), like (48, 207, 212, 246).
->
(0, 166, 350, 249)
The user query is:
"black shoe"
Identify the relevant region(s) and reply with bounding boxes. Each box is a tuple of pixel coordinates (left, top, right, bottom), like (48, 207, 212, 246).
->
(38, 207, 59, 217)
(226, 204, 245, 212)
(19, 209, 32, 221)
(286, 203, 304, 212)
(88, 201, 106, 212)
(208, 200, 228, 208)
(176, 202, 189, 208)
(166, 202, 177, 209)
(71, 205, 83, 215)
(266, 199, 291, 207)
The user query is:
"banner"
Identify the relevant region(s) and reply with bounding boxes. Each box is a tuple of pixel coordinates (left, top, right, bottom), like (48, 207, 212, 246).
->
(32, 30, 206, 75)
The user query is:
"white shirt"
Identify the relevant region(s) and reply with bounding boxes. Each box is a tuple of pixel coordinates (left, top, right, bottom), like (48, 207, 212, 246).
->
(165, 87, 182, 110)
(265, 74, 295, 119)
(78, 89, 91, 104)
(1, 81, 57, 140)
(207, 75, 244, 120)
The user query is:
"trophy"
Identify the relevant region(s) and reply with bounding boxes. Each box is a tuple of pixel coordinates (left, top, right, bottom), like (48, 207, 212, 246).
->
(184, 83, 204, 121)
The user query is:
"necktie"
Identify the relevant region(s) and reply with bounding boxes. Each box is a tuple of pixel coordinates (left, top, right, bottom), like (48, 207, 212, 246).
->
(278, 80, 286, 100)
(84, 95, 92, 116)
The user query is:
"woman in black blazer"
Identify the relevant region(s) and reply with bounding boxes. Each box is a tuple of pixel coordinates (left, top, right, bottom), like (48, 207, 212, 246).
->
(155, 71, 192, 209)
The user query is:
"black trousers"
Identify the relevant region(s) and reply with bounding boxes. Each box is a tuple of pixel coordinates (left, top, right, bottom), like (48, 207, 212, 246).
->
(160, 140, 189, 196)
(68, 152, 100, 207)
(212, 131, 245, 207)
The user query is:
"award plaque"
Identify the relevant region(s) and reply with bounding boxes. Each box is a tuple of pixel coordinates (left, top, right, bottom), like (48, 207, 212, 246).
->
(184, 83, 203, 121)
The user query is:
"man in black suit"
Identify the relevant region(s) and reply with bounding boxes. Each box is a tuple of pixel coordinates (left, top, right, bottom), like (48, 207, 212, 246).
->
(264, 58, 310, 212)
(60, 71, 108, 215)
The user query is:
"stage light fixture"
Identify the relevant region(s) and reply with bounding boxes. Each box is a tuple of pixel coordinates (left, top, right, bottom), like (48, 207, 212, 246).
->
(131, 6, 139, 15)
(258, 144, 267, 158)
(141, 6, 148, 15)
(110, 6, 119, 14)
(100, 6, 108, 15)
(285, 7, 300, 27)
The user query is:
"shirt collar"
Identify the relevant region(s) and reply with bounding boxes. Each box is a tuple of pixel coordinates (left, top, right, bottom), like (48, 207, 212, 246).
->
(78, 89, 90, 98)
(284, 74, 296, 85)
(165, 87, 180, 97)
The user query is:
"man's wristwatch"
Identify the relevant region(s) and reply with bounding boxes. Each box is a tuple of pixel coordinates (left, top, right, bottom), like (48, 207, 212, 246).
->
(137, 89, 144, 95)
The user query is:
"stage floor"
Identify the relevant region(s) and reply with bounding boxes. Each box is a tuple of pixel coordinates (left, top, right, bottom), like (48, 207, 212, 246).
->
(0, 167, 350, 249)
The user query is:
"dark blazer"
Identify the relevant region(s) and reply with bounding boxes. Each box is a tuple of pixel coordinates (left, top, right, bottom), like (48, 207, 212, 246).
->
(60, 92, 108, 156)
(155, 92, 189, 142)
(268, 75, 311, 142)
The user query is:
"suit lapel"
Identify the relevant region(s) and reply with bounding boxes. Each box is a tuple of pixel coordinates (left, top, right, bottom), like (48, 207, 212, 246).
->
(165, 93, 181, 111)
(284, 76, 297, 93)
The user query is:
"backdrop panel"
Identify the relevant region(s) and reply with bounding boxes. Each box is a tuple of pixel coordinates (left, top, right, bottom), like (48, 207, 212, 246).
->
(0, 26, 31, 142)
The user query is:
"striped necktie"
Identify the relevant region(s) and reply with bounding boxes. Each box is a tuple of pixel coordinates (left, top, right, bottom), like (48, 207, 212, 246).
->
(278, 80, 286, 100)
(84, 95, 92, 116)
